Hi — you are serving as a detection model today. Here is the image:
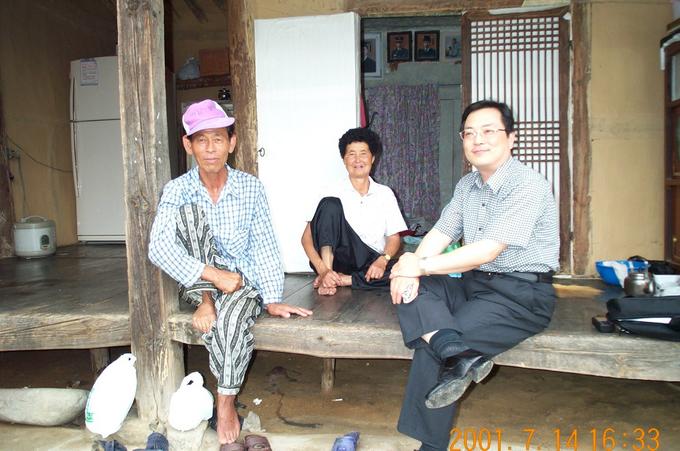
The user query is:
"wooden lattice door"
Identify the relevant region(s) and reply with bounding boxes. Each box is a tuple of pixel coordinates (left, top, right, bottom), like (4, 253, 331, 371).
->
(462, 8, 571, 270)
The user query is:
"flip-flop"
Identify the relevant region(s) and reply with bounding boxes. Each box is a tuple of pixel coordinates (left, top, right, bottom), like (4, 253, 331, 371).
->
(131, 431, 169, 451)
(220, 444, 246, 451)
(244, 434, 272, 450)
(331, 431, 360, 451)
(99, 440, 127, 451)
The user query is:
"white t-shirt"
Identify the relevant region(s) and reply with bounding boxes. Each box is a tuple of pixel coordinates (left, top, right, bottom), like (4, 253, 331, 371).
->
(308, 176, 407, 253)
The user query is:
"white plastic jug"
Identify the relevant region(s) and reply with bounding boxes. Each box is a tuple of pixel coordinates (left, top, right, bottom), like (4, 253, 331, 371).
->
(168, 372, 214, 431)
(85, 353, 137, 438)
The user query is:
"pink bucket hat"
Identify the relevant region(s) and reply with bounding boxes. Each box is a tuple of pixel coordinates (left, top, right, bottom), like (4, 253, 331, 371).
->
(182, 99, 235, 136)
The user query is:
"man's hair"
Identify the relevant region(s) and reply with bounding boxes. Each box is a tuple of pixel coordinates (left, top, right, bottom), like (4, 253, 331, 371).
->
(338, 127, 383, 159)
(188, 123, 236, 141)
(460, 100, 515, 133)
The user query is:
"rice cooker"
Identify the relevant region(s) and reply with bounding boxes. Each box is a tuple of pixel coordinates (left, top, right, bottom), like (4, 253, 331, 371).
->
(13, 216, 57, 258)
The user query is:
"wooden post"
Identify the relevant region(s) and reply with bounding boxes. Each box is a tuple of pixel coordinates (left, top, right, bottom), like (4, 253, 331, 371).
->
(321, 358, 336, 393)
(227, 0, 258, 175)
(0, 91, 15, 258)
(117, 0, 183, 424)
(90, 348, 110, 376)
(558, 12, 572, 274)
(571, 0, 592, 275)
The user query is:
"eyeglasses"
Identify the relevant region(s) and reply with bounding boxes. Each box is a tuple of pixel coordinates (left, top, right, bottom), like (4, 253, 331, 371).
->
(459, 128, 507, 141)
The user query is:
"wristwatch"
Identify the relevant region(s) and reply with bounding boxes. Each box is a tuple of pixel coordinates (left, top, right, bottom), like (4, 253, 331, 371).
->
(383, 253, 392, 261)
(419, 257, 430, 276)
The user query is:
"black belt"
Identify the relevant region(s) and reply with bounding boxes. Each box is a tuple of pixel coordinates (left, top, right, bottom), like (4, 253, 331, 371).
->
(474, 270, 554, 284)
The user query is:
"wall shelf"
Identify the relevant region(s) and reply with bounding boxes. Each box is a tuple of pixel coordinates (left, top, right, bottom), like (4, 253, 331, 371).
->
(176, 74, 231, 90)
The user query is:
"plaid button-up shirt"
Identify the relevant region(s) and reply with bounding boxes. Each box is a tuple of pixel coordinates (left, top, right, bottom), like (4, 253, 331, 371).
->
(149, 165, 284, 304)
(434, 157, 559, 273)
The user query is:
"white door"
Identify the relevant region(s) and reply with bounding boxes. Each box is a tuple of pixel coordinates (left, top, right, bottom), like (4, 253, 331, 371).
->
(255, 13, 361, 272)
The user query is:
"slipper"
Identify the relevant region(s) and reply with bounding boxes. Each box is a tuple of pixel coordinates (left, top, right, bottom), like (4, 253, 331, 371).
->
(331, 431, 360, 451)
(220, 444, 246, 451)
(244, 434, 272, 450)
(99, 440, 127, 451)
(132, 431, 169, 451)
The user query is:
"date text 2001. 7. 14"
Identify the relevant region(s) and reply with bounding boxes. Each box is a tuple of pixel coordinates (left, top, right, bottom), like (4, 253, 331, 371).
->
(448, 427, 661, 451)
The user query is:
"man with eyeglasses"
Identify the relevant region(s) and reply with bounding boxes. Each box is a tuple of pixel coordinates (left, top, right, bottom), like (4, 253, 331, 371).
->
(389, 100, 559, 451)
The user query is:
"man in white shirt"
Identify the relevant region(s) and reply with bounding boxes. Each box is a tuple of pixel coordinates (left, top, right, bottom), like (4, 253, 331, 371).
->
(301, 127, 407, 295)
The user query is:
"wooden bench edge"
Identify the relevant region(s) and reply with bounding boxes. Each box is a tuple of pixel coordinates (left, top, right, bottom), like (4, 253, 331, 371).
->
(0, 313, 131, 351)
(167, 312, 680, 382)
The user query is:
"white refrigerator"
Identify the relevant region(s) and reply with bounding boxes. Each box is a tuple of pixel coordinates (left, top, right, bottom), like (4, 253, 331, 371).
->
(70, 56, 125, 241)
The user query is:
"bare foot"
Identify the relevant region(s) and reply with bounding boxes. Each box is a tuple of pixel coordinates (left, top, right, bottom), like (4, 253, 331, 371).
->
(337, 273, 352, 287)
(216, 394, 240, 444)
(318, 286, 337, 296)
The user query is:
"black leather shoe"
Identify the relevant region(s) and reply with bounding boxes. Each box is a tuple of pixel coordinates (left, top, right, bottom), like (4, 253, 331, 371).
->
(425, 351, 493, 409)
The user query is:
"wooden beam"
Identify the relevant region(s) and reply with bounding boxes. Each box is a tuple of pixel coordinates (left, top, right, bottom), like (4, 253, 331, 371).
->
(0, 89, 15, 258)
(571, 0, 592, 275)
(558, 13, 572, 273)
(227, 0, 258, 175)
(0, 313, 130, 351)
(117, 0, 184, 424)
(346, 0, 523, 17)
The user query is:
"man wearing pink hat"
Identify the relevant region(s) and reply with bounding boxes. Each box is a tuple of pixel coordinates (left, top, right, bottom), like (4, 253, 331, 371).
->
(149, 99, 312, 445)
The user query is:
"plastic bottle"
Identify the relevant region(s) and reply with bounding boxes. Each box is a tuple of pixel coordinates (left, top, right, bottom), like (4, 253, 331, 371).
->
(443, 242, 462, 278)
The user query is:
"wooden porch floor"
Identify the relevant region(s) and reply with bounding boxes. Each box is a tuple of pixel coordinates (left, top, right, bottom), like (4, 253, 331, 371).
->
(1, 244, 679, 382)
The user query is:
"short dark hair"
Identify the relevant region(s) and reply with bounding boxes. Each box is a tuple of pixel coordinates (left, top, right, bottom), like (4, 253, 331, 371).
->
(460, 100, 515, 133)
(188, 123, 236, 141)
(338, 127, 383, 159)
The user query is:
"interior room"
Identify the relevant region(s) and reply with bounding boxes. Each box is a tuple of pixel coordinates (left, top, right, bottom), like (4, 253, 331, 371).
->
(0, 2, 465, 269)
(361, 15, 463, 229)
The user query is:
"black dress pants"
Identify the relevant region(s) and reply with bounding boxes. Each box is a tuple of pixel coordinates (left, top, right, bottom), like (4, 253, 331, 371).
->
(309, 197, 394, 290)
(396, 271, 556, 449)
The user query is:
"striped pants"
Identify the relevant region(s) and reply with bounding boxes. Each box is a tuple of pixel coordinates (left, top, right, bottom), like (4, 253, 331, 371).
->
(175, 204, 262, 395)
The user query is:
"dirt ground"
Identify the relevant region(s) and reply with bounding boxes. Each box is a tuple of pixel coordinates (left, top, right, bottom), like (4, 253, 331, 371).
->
(1, 345, 679, 450)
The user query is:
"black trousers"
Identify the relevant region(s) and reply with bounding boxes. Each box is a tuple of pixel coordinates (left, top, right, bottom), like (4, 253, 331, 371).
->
(396, 271, 556, 449)
(309, 197, 394, 290)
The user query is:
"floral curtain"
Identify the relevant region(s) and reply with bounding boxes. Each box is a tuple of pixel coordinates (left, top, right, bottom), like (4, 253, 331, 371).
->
(365, 84, 441, 225)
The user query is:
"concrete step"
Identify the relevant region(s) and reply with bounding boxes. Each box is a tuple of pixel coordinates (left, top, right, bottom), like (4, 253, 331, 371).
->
(0, 422, 420, 451)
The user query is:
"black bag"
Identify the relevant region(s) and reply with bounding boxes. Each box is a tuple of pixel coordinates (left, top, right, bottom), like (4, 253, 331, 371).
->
(627, 255, 678, 275)
(606, 296, 680, 342)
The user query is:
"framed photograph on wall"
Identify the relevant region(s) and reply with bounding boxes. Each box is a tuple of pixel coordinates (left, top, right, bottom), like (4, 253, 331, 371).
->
(414, 30, 440, 62)
(362, 32, 382, 77)
(387, 31, 412, 62)
(442, 31, 462, 61)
